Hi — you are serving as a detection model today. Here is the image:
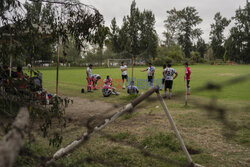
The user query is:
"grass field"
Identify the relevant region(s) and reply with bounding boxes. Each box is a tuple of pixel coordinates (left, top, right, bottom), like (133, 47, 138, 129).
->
(16, 64, 250, 167)
(39, 64, 250, 101)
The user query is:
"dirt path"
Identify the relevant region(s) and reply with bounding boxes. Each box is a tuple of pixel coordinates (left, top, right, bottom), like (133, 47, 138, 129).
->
(65, 97, 122, 126)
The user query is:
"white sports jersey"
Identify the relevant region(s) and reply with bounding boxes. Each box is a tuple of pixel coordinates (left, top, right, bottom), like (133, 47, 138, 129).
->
(120, 65, 127, 75)
(92, 74, 100, 79)
(165, 67, 177, 80)
(147, 66, 155, 76)
(86, 67, 92, 77)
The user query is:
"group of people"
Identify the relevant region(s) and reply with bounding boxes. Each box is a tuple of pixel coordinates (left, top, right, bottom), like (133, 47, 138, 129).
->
(85, 62, 191, 98)
(0, 65, 52, 104)
(140, 62, 191, 99)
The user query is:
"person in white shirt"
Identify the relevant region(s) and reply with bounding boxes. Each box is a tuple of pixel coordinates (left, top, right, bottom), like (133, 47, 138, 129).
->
(141, 63, 155, 88)
(92, 74, 101, 90)
(164, 63, 178, 99)
(86, 64, 93, 92)
(120, 61, 128, 89)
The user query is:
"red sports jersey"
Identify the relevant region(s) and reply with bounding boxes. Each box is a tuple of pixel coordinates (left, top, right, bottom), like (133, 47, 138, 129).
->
(185, 67, 191, 80)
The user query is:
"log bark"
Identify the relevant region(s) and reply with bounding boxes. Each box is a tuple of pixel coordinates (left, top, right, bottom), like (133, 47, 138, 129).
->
(46, 86, 159, 165)
(0, 107, 30, 167)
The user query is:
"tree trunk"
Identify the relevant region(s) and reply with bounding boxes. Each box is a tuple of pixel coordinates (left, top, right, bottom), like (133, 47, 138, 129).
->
(0, 107, 30, 167)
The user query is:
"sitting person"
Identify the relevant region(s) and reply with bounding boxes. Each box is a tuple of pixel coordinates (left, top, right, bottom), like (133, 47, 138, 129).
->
(16, 66, 26, 89)
(102, 75, 119, 97)
(127, 80, 139, 94)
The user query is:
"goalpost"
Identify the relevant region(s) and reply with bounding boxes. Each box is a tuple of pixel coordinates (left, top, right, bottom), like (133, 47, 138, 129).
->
(107, 59, 132, 68)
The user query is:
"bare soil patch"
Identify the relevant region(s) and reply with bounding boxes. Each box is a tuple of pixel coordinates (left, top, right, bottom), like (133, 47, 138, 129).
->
(65, 97, 122, 126)
(219, 73, 239, 77)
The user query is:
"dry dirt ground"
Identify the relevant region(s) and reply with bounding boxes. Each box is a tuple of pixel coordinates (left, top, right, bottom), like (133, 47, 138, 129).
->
(62, 96, 250, 167)
(64, 97, 123, 126)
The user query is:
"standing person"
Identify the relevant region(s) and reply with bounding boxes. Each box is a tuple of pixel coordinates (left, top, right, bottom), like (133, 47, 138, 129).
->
(141, 63, 155, 88)
(120, 61, 128, 89)
(86, 64, 93, 92)
(164, 63, 178, 99)
(160, 64, 167, 90)
(185, 62, 191, 95)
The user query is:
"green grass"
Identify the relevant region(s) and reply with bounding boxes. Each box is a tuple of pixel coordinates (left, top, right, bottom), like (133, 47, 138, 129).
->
(13, 64, 250, 167)
(31, 64, 250, 102)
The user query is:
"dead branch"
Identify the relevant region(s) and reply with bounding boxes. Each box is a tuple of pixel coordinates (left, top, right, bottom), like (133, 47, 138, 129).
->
(46, 86, 158, 165)
(0, 107, 30, 167)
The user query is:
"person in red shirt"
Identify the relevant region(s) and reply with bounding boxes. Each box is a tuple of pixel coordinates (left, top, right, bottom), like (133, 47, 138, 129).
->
(185, 63, 191, 95)
(17, 66, 25, 89)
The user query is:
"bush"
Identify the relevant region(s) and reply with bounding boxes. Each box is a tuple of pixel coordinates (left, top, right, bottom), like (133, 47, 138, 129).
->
(154, 44, 185, 65)
(190, 51, 205, 63)
(153, 56, 173, 66)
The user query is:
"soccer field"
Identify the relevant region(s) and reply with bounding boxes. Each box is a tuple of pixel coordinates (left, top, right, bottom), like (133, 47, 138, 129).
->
(18, 65, 250, 166)
(39, 64, 250, 101)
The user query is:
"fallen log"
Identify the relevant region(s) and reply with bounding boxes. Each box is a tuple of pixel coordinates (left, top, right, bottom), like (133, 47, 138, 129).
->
(0, 107, 30, 167)
(46, 86, 159, 165)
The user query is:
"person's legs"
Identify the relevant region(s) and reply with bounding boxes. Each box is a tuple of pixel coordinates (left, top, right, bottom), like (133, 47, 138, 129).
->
(168, 80, 173, 99)
(122, 75, 128, 89)
(92, 77, 97, 90)
(122, 75, 125, 88)
(150, 77, 154, 88)
(125, 75, 128, 87)
(86, 77, 92, 91)
(187, 80, 190, 95)
(147, 76, 152, 89)
(164, 80, 168, 98)
(169, 89, 172, 99)
(161, 78, 165, 90)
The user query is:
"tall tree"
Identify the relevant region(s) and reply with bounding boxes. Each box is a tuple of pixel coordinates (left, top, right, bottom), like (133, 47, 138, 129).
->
(109, 0, 158, 61)
(225, 0, 250, 63)
(109, 18, 120, 53)
(93, 25, 110, 65)
(194, 38, 207, 58)
(139, 10, 158, 60)
(164, 7, 203, 58)
(209, 12, 230, 60)
(163, 8, 180, 47)
(127, 0, 140, 56)
(118, 16, 131, 58)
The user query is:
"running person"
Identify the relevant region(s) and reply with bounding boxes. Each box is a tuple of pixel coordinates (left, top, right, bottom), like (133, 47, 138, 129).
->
(141, 63, 155, 88)
(120, 61, 128, 89)
(86, 64, 93, 92)
(164, 64, 178, 99)
(185, 62, 191, 95)
(160, 64, 167, 90)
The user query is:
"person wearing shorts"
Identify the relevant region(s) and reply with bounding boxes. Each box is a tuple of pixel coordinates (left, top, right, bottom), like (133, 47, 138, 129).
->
(164, 63, 178, 99)
(86, 64, 93, 92)
(185, 62, 191, 95)
(120, 62, 128, 89)
(141, 63, 155, 88)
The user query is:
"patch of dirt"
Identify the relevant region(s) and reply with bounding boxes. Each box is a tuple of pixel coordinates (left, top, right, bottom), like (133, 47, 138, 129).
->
(65, 97, 121, 126)
(219, 73, 239, 77)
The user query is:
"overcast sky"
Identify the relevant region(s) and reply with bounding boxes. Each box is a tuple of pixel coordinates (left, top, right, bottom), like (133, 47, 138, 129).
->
(82, 0, 246, 43)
